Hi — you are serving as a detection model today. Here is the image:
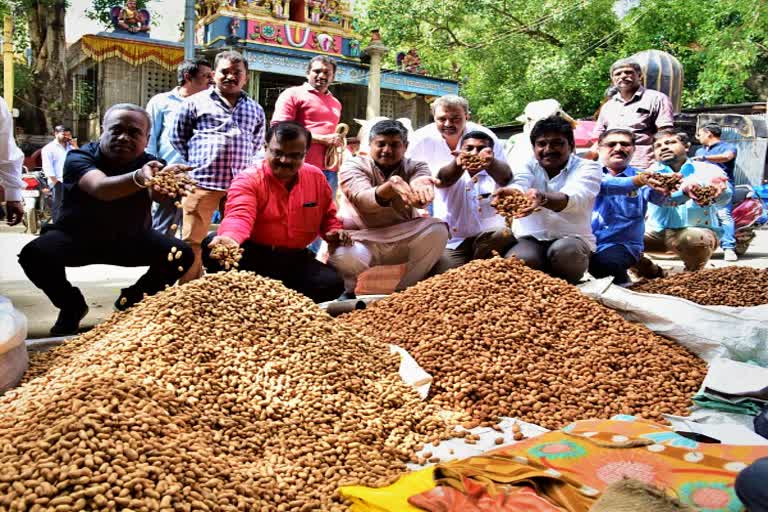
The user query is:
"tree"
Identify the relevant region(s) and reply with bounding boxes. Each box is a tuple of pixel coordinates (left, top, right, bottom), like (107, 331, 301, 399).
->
(358, 0, 767, 125)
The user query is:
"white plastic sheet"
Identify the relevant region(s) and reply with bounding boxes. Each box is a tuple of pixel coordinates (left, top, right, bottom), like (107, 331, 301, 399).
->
(0, 296, 29, 393)
(579, 278, 768, 364)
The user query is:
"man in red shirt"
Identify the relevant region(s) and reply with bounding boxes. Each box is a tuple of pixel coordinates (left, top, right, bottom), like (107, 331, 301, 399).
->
(271, 56, 343, 195)
(202, 121, 347, 302)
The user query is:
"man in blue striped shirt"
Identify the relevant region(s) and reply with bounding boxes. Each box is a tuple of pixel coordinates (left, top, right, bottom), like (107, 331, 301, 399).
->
(146, 58, 212, 236)
(171, 51, 266, 283)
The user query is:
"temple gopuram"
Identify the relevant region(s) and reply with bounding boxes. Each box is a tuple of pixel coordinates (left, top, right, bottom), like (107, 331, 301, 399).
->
(66, 0, 459, 140)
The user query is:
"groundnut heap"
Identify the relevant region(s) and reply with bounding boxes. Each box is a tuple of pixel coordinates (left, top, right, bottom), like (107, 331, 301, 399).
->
(341, 257, 706, 430)
(1, 273, 465, 511)
(633, 266, 768, 307)
(491, 190, 533, 226)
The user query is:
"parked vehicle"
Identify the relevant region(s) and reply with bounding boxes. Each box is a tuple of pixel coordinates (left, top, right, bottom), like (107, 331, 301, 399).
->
(20, 167, 52, 235)
(732, 184, 767, 256)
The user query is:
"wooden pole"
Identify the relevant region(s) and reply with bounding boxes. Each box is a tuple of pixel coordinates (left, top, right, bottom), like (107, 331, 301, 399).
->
(3, 16, 13, 110)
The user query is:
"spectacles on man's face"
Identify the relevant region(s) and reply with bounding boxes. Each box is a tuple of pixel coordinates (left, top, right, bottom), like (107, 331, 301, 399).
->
(268, 148, 306, 160)
(600, 140, 633, 148)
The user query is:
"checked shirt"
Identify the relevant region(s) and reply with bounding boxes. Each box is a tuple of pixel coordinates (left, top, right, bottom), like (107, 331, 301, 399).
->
(171, 87, 266, 191)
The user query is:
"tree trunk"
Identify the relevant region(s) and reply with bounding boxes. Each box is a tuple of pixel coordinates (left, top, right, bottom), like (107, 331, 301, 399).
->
(26, 0, 67, 133)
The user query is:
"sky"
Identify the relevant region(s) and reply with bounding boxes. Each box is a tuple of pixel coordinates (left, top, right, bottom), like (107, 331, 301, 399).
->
(66, 0, 186, 43)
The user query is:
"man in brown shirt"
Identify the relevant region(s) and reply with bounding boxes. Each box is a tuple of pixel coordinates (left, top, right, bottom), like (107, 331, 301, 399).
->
(330, 119, 448, 299)
(591, 58, 675, 170)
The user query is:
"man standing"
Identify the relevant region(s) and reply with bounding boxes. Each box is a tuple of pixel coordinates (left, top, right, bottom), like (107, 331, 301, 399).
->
(203, 122, 346, 302)
(271, 55, 343, 195)
(407, 95, 507, 175)
(591, 58, 675, 170)
(497, 116, 602, 284)
(694, 123, 739, 261)
(330, 120, 448, 300)
(0, 95, 24, 225)
(147, 58, 213, 236)
(18, 104, 194, 335)
(589, 129, 667, 285)
(432, 131, 515, 274)
(642, 129, 731, 272)
(41, 125, 77, 223)
(171, 51, 266, 283)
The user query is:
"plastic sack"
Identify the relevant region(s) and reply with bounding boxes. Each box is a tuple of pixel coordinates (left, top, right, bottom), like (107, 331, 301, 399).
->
(579, 278, 768, 364)
(0, 296, 29, 393)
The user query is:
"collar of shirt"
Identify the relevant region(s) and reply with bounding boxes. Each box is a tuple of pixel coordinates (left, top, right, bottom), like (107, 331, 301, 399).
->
(613, 85, 646, 105)
(654, 159, 696, 178)
(602, 165, 637, 178)
(211, 86, 247, 109)
(371, 159, 405, 180)
(301, 82, 331, 96)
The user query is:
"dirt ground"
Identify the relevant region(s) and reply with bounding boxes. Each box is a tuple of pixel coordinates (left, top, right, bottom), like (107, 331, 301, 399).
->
(2, 223, 767, 339)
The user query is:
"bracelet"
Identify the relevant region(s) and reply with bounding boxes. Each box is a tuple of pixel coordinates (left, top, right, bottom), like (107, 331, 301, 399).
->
(132, 169, 148, 188)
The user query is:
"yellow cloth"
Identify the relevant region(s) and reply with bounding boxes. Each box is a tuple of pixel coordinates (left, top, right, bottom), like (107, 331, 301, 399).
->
(340, 467, 436, 512)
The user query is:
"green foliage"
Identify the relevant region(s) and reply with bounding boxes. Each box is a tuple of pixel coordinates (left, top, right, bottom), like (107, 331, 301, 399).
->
(360, 0, 768, 125)
(85, 0, 149, 28)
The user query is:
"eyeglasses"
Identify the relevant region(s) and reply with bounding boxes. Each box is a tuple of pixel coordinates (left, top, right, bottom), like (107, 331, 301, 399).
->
(600, 141, 633, 148)
(268, 149, 306, 160)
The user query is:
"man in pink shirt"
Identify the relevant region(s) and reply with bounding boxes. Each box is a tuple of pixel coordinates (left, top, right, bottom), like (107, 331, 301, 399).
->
(202, 121, 348, 302)
(271, 55, 343, 195)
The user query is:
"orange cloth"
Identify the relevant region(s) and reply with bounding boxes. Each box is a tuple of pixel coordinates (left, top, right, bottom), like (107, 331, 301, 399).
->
(413, 417, 768, 512)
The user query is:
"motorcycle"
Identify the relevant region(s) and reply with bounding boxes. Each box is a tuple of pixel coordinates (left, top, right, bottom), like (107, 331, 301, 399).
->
(20, 167, 52, 235)
(732, 184, 767, 256)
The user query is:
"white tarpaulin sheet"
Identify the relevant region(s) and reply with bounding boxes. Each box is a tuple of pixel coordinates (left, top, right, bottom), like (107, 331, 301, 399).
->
(579, 278, 768, 364)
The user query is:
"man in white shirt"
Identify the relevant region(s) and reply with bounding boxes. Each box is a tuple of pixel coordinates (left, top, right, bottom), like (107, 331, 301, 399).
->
(407, 95, 507, 175)
(497, 116, 602, 283)
(432, 130, 514, 274)
(41, 125, 77, 222)
(0, 96, 24, 225)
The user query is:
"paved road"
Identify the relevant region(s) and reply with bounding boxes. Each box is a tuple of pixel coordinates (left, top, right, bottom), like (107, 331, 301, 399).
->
(2, 224, 767, 338)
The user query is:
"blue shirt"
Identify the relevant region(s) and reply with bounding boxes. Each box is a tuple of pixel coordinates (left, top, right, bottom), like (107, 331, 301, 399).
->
(146, 87, 185, 165)
(170, 87, 266, 191)
(591, 165, 665, 260)
(646, 159, 732, 237)
(695, 141, 738, 182)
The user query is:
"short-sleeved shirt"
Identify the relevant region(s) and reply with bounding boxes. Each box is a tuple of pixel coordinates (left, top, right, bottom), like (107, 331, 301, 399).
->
(146, 87, 186, 165)
(592, 87, 675, 170)
(59, 142, 158, 239)
(271, 83, 342, 171)
(695, 141, 738, 182)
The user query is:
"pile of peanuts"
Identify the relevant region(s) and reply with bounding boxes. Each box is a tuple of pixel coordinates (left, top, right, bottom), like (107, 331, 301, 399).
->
(3, 273, 468, 510)
(341, 257, 706, 430)
(689, 184, 719, 206)
(460, 152, 487, 173)
(491, 190, 532, 225)
(148, 167, 196, 200)
(209, 244, 244, 270)
(645, 172, 683, 193)
(633, 266, 768, 306)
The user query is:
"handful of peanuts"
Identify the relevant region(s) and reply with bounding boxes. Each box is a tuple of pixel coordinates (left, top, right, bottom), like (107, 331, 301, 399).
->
(209, 243, 244, 270)
(491, 190, 533, 224)
(148, 166, 197, 199)
(643, 172, 683, 193)
(688, 184, 720, 206)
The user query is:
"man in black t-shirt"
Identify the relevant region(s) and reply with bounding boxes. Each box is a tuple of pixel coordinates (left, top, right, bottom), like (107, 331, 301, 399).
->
(18, 104, 195, 335)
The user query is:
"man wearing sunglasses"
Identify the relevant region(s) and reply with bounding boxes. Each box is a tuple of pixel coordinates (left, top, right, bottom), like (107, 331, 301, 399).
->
(589, 129, 667, 285)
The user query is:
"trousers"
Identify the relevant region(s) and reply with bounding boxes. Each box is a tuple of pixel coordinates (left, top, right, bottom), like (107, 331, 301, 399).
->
(202, 234, 343, 303)
(504, 236, 592, 284)
(329, 223, 448, 294)
(588, 245, 639, 285)
(644, 228, 718, 272)
(18, 226, 193, 310)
